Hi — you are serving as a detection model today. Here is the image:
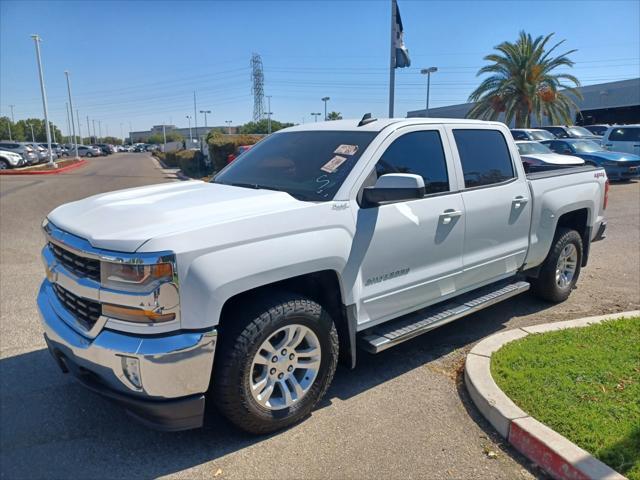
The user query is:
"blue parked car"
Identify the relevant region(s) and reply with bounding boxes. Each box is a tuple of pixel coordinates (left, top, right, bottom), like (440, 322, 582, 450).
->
(542, 139, 640, 181)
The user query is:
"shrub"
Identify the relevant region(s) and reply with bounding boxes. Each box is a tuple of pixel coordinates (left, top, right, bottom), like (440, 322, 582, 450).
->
(155, 150, 206, 178)
(207, 131, 263, 172)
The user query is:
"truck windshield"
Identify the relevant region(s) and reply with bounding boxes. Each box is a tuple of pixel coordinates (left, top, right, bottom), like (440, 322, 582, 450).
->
(213, 130, 378, 201)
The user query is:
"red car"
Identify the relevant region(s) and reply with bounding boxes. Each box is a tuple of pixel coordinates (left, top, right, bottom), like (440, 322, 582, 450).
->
(227, 145, 252, 163)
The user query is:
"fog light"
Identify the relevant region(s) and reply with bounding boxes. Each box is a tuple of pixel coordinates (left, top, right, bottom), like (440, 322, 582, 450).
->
(121, 356, 142, 389)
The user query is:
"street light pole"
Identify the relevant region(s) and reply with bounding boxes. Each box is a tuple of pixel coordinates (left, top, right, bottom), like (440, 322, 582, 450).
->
(64, 71, 79, 159)
(98, 120, 102, 142)
(420, 67, 438, 117)
(92, 119, 96, 143)
(51, 121, 56, 142)
(225, 120, 232, 134)
(27, 123, 35, 142)
(311, 113, 321, 122)
(65, 103, 71, 143)
(193, 91, 199, 149)
(76, 109, 82, 144)
(266, 96, 272, 134)
(86, 116, 91, 144)
(321, 96, 330, 120)
(186, 115, 192, 143)
(31, 34, 54, 167)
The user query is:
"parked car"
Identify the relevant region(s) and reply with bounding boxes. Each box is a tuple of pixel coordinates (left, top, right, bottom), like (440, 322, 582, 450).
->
(133, 144, 146, 152)
(0, 150, 26, 169)
(38, 117, 608, 433)
(0, 142, 39, 165)
(22, 143, 53, 163)
(94, 144, 114, 155)
(39, 142, 63, 157)
(227, 145, 253, 163)
(583, 125, 610, 137)
(510, 128, 556, 141)
(601, 125, 640, 156)
(515, 141, 584, 171)
(76, 145, 102, 157)
(539, 125, 601, 140)
(542, 138, 640, 181)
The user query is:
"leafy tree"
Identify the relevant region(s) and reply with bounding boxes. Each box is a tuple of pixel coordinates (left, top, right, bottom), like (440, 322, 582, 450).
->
(147, 132, 184, 144)
(239, 119, 293, 134)
(327, 111, 343, 120)
(11, 118, 63, 143)
(466, 31, 582, 127)
(101, 136, 123, 145)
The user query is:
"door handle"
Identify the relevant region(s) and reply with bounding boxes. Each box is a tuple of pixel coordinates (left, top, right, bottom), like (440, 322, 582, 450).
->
(604, 144, 613, 147)
(440, 209, 462, 224)
(512, 196, 528, 208)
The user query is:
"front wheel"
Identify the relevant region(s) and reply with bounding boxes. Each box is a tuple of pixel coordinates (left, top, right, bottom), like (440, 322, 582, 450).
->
(530, 228, 583, 302)
(0, 160, 8, 170)
(212, 294, 339, 434)
(86, 152, 93, 157)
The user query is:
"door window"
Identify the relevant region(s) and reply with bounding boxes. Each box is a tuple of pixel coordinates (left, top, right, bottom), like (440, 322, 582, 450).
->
(608, 127, 640, 142)
(375, 130, 449, 195)
(453, 129, 515, 188)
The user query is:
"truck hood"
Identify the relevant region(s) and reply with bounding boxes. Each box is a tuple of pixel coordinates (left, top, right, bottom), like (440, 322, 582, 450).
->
(521, 153, 584, 165)
(47, 181, 309, 252)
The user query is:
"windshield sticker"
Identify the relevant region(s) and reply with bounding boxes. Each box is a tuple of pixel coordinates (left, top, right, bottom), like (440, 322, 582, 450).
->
(334, 144, 359, 156)
(321, 155, 347, 173)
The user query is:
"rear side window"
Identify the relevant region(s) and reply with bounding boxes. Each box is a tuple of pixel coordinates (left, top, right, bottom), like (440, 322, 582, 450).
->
(510, 130, 528, 140)
(453, 129, 515, 188)
(608, 127, 640, 141)
(376, 130, 449, 194)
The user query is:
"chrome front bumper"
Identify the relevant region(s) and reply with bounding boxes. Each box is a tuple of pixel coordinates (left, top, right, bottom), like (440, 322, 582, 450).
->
(38, 280, 217, 430)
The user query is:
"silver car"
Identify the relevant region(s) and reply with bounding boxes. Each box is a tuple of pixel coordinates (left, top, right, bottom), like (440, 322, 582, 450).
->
(0, 142, 39, 165)
(0, 150, 26, 169)
(24, 142, 57, 163)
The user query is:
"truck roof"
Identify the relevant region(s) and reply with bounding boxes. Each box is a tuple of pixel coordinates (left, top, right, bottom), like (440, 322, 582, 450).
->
(283, 117, 504, 133)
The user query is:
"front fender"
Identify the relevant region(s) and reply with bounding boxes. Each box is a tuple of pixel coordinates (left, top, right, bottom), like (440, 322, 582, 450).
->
(178, 228, 354, 329)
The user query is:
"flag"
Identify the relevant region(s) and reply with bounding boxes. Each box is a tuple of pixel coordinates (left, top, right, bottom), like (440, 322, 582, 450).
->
(393, 0, 411, 68)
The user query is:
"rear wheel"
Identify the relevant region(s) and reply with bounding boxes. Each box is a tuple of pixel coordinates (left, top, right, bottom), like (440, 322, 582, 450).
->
(212, 293, 339, 434)
(530, 228, 582, 302)
(86, 152, 93, 157)
(0, 160, 8, 170)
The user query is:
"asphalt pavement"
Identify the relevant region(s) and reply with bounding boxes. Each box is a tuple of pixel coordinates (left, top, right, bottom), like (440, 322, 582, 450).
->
(1, 153, 638, 479)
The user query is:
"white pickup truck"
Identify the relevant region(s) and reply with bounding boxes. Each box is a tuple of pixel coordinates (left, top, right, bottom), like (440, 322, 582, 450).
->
(38, 117, 608, 433)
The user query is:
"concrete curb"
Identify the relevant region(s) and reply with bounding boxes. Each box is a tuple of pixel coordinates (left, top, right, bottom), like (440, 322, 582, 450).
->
(0, 159, 87, 175)
(465, 311, 639, 480)
(149, 154, 191, 181)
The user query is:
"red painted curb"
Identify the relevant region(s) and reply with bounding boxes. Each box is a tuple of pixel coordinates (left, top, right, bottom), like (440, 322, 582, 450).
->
(0, 159, 88, 175)
(509, 421, 589, 480)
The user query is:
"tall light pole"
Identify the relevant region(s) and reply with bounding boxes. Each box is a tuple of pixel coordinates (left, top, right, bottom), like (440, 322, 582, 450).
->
(420, 67, 438, 117)
(311, 112, 321, 122)
(92, 119, 96, 142)
(65, 103, 71, 143)
(185, 115, 192, 143)
(266, 95, 272, 134)
(120, 123, 124, 144)
(225, 120, 232, 134)
(7, 104, 15, 140)
(98, 120, 102, 142)
(51, 121, 56, 142)
(31, 34, 54, 166)
(86, 116, 91, 144)
(26, 122, 35, 142)
(76, 109, 82, 144)
(321, 96, 330, 120)
(64, 71, 79, 158)
(193, 91, 199, 149)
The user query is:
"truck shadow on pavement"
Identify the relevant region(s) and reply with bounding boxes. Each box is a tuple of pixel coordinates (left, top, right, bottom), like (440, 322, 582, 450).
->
(0, 293, 552, 479)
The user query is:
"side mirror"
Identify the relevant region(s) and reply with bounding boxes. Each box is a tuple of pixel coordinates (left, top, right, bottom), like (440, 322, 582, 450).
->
(362, 173, 425, 207)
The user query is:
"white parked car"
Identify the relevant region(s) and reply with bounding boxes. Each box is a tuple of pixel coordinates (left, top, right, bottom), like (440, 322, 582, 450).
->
(515, 141, 584, 171)
(38, 117, 608, 433)
(601, 125, 640, 155)
(510, 128, 556, 141)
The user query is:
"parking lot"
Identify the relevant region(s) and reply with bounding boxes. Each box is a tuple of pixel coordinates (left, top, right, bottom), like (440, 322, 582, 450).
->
(1, 153, 638, 479)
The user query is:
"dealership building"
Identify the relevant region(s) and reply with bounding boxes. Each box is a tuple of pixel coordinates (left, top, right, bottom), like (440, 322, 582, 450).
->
(407, 78, 640, 126)
(130, 124, 238, 143)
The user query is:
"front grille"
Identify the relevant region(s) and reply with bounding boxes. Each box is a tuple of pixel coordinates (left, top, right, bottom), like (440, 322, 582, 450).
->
(53, 283, 102, 330)
(49, 242, 100, 282)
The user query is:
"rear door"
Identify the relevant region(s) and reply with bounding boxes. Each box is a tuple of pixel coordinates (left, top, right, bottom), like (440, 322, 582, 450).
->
(446, 125, 532, 290)
(603, 127, 640, 155)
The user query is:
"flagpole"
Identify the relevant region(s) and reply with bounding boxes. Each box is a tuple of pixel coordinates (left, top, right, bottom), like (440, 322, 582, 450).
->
(388, 0, 396, 118)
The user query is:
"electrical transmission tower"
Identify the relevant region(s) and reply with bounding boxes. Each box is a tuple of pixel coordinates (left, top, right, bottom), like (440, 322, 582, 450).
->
(251, 53, 265, 122)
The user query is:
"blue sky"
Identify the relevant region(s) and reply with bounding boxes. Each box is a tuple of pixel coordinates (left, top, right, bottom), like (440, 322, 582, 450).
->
(1, 0, 639, 137)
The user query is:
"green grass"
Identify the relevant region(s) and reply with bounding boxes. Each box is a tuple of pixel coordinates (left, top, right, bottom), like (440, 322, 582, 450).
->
(491, 317, 640, 479)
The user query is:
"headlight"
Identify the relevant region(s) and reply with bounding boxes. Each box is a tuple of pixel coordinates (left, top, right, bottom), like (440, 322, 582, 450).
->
(101, 262, 173, 289)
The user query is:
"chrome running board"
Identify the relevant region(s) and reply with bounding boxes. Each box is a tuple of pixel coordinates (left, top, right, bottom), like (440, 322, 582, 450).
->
(358, 280, 530, 353)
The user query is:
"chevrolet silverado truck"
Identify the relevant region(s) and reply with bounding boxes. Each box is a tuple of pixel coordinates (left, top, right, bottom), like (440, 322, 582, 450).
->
(38, 117, 608, 433)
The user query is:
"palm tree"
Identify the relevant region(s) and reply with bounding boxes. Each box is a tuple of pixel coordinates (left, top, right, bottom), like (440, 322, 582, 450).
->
(327, 111, 343, 121)
(466, 31, 582, 128)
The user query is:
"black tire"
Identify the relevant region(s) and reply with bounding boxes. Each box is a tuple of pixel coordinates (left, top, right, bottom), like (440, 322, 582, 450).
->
(212, 292, 339, 434)
(86, 152, 93, 157)
(0, 160, 8, 170)
(530, 228, 583, 303)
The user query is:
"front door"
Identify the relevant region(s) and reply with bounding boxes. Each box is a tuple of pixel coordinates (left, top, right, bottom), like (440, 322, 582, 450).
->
(355, 127, 465, 327)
